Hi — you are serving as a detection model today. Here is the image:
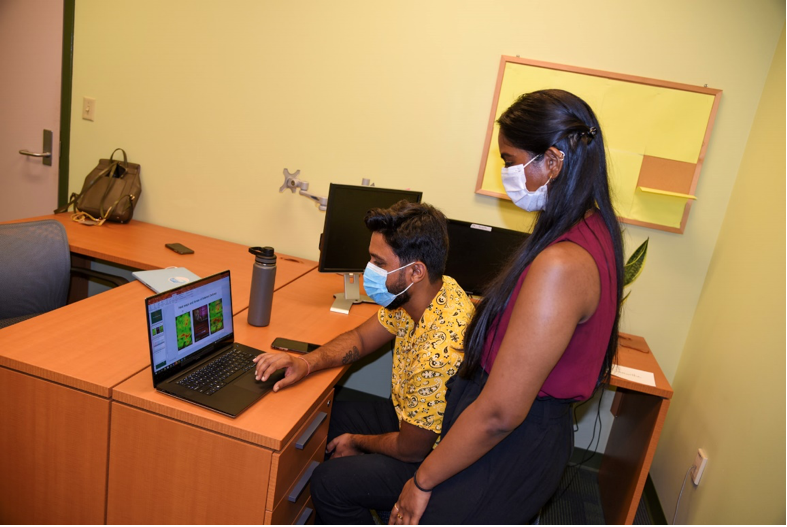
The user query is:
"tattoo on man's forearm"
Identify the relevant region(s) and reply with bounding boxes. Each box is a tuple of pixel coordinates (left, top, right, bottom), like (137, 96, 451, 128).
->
(341, 346, 361, 365)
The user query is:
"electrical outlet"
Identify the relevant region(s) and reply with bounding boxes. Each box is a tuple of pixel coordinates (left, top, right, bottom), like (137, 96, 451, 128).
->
(691, 448, 708, 486)
(82, 97, 96, 121)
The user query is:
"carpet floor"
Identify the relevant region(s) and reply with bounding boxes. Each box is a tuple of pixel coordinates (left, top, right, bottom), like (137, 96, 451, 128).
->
(539, 464, 653, 524)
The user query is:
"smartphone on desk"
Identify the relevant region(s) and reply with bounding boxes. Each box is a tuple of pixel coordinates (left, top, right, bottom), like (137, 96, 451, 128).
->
(165, 243, 194, 255)
(271, 338, 320, 354)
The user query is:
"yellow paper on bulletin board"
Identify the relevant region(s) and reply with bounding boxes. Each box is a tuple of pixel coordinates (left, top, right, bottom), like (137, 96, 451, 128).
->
(476, 57, 721, 234)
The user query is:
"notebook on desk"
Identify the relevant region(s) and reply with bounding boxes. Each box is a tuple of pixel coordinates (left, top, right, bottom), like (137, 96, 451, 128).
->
(133, 267, 201, 293)
(145, 270, 284, 418)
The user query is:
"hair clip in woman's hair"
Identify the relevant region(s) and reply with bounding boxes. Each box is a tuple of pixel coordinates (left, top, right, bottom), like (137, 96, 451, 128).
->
(588, 126, 597, 137)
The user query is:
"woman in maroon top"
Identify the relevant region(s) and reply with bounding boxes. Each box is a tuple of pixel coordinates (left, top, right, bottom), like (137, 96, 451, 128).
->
(390, 90, 624, 525)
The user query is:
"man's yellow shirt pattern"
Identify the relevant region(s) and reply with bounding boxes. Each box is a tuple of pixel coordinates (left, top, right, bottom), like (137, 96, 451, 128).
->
(378, 276, 474, 433)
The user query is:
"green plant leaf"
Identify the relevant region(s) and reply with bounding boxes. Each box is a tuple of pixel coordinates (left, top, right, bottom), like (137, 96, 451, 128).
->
(624, 238, 649, 287)
(621, 291, 631, 305)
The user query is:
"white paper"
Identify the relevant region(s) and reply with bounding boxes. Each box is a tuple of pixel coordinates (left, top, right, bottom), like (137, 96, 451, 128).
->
(611, 364, 656, 387)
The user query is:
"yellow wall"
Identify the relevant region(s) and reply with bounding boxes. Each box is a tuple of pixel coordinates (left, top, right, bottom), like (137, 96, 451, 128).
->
(651, 28, 785, 524)
(70, 0, 784, 383)
(69, 1, 785, 520)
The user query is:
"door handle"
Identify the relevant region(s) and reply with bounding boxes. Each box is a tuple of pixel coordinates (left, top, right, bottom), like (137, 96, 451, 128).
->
(19, 129, 53, 166)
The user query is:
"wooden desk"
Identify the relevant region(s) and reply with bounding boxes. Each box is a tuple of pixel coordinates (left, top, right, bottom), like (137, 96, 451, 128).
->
(601, 333, 674, 525)
(12, 214, 317, 312)
(107, 270, 379, 524)
(0, 285, 152, 524)
(0, 216, 317, 524)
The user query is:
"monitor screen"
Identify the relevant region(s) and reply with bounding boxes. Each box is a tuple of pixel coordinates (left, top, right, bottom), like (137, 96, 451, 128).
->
(318, 184, 423, 273)
(445, 219, 529, 296)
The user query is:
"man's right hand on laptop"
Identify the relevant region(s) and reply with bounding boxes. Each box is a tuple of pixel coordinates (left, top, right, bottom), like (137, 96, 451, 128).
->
(253, 321, 392, 393)
(253, 352, 310, 392)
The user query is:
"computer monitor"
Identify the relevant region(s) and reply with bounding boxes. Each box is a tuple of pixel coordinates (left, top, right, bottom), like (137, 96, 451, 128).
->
(318, 183, 423, 314)
(444, 218, 529, 297)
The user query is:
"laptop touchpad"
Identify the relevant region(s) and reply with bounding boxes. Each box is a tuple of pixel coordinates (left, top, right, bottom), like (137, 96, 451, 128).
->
(234, 369, 285, 393)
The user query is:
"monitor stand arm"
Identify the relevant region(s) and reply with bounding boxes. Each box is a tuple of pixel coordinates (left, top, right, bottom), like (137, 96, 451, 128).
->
(331, 272, 373, 314)
(280, 168, 328, 211)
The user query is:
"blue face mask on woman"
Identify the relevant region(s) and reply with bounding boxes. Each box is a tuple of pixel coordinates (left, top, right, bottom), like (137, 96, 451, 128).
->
(363, 261, 415, 307)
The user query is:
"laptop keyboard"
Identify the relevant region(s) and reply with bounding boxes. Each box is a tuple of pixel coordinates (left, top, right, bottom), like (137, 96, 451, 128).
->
(177, 347, 257, 396)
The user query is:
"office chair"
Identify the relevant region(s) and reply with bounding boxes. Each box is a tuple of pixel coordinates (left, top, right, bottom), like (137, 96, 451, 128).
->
(0, 219, 128, 329)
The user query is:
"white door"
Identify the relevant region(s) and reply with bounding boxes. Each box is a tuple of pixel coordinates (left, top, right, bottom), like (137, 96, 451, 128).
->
(0, 0, 64, 222)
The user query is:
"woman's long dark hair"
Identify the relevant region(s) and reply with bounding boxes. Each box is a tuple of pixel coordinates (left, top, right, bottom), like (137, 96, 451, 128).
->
(460, 89, 624, 387)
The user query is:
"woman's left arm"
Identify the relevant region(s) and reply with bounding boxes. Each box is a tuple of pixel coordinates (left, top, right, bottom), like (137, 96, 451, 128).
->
(390, 242, 601, 525)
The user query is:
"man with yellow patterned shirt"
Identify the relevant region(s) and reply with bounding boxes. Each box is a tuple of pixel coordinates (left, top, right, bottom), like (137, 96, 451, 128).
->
(253, 200, 474, 524)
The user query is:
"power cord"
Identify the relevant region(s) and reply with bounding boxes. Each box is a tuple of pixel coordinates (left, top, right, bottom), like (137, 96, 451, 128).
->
(553, 388, 606, 501)
(672, 465, 695, 524)
(572, 397, 589, 432)
(570, 387, 605, 468)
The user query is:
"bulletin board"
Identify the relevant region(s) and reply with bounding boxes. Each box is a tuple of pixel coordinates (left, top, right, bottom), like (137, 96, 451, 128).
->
(476, 56, 722, 234)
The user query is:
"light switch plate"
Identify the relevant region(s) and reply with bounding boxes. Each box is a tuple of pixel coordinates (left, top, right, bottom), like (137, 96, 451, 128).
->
(82, 97, 96, 121)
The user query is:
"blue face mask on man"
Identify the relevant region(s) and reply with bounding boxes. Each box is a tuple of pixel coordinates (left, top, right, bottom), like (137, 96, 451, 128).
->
(363, 261, 415, 307)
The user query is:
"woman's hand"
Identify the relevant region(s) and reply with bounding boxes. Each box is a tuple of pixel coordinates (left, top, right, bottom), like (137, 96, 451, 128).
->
(389, 478, 431, 525)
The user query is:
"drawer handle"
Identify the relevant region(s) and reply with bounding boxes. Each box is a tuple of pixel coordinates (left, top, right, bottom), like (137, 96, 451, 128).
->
(289, 460, 319, 503)
(296, 412, 327, 450)
(296, 506, 314, 525)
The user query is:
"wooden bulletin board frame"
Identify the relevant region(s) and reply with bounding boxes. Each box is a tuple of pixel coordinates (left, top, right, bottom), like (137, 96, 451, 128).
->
(476, 56, 722, 234)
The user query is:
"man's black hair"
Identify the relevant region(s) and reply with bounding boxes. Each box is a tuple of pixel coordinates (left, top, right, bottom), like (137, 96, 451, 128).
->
(364, 200, 449, 283)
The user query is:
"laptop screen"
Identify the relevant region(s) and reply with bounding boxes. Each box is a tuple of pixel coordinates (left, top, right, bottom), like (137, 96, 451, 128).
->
(146, 270, 234, 384)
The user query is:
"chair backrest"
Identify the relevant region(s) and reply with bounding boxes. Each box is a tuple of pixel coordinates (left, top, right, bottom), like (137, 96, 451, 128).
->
(0, 220, 71, 321)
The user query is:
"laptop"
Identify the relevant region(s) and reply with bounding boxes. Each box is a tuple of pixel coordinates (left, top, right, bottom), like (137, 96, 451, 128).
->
(134, 267, 201, 293)
(145, 270, 284, 417)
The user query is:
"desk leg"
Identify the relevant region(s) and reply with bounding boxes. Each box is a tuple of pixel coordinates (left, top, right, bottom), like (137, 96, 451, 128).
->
(69, 253, 91, 302)
(598, 388, 670, 525)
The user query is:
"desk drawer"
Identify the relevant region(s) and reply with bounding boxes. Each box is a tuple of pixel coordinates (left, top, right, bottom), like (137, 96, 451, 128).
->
(266, 439, 325, 525)
(267, 390, 332, 510)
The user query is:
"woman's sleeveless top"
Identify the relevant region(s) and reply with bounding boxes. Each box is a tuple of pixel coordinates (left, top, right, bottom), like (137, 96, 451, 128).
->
(480, 213, 617, 401)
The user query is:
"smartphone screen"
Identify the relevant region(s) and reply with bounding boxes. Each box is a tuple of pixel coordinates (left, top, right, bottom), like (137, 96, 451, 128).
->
(271, 338, 320, 354)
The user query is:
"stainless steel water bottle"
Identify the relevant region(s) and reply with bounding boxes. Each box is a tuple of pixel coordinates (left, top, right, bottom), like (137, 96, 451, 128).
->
(247, 246, 277, 327)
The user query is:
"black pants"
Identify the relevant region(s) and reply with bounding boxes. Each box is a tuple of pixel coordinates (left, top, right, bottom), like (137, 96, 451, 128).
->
(419, 370, 574, 524)
(311, 374, 573, 525)
(310, 399, 420, 524)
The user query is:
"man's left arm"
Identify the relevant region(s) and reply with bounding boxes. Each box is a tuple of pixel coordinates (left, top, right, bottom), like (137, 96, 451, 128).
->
(327, 422, 438, 463)
(327, 356, 449, 462)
